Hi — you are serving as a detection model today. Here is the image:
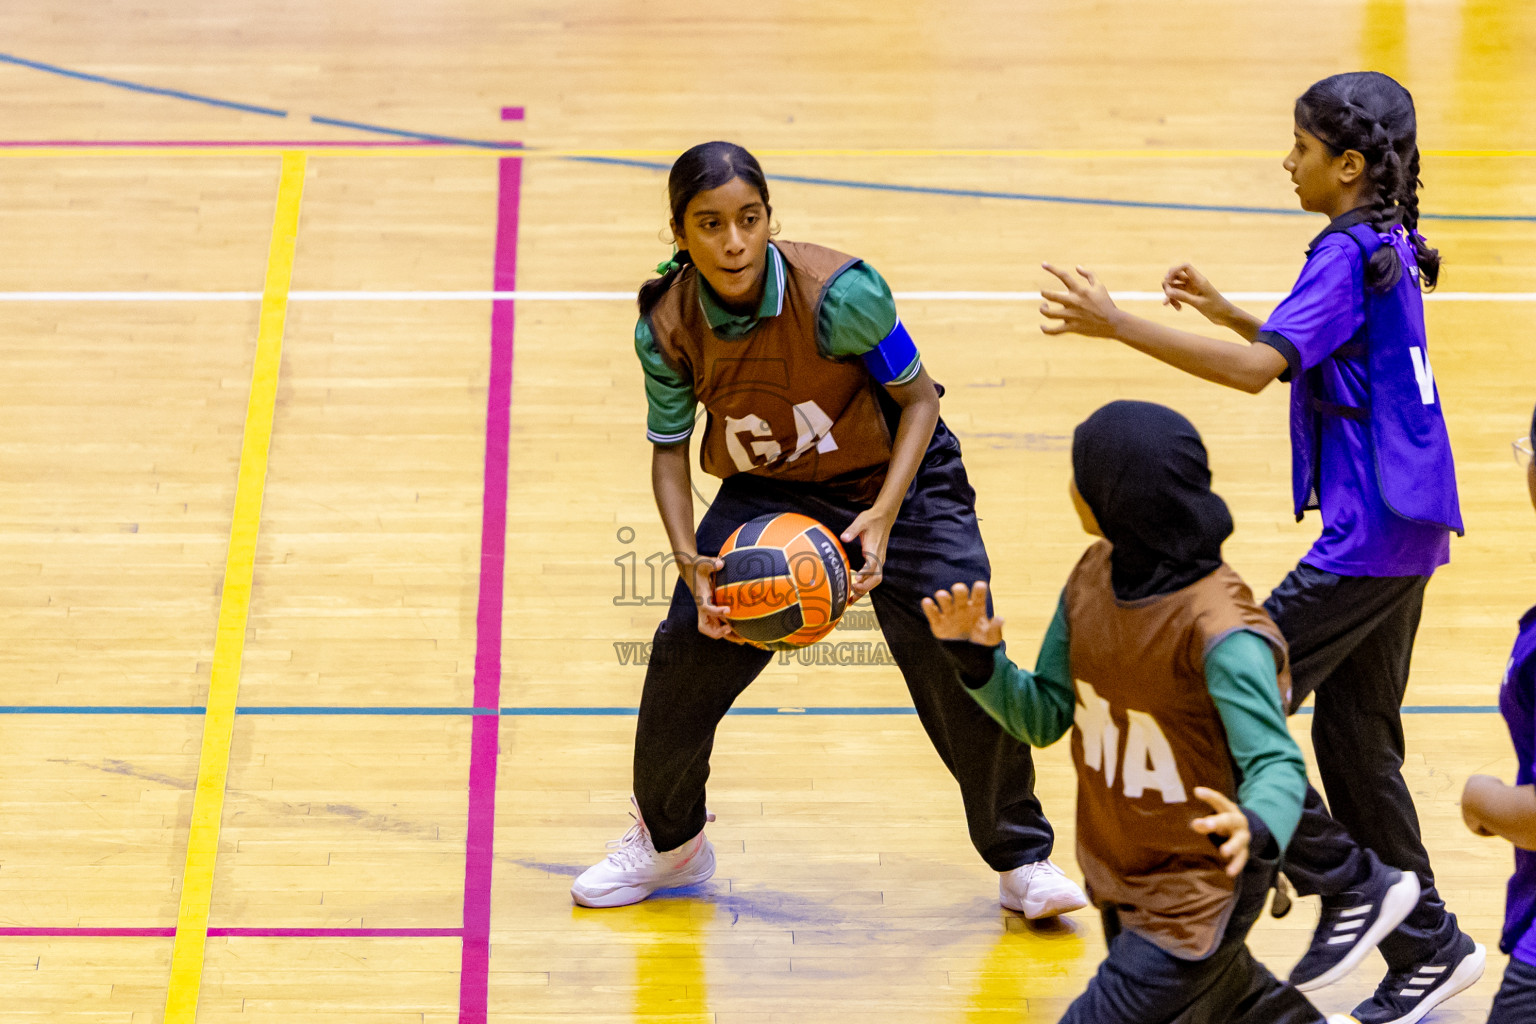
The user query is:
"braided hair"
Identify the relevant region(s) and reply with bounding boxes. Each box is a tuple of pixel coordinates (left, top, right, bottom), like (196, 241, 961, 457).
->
(637, 142, 773, 316)
(1295, 71, 1441, 292)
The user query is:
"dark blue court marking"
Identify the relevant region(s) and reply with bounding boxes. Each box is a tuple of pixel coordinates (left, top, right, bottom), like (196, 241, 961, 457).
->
(571, 155, 1315, 218)
(716, 706, 917, 716)
(0, 52, 514, 150)
(501, 707, 637, 716)
(1296, 705, 1502, 715)
(571, 155, 1536, 224)
(0, 52, 288, 117)
(6, 51, 1534, 223)
(0, 704, 1499, 715)
(307, 115, 521, 150)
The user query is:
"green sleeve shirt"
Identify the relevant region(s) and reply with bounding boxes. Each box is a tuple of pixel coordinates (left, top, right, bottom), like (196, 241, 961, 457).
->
(963, 599, 1078, 749)
(965, 594, 1307, 851)
(634, 246, 913, 444)
(1203, 630, 1308, 851)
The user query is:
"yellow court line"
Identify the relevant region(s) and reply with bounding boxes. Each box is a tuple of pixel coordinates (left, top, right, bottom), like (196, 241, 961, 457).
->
(0, 146, 1532, 160)
(163, 151, 305, 1024)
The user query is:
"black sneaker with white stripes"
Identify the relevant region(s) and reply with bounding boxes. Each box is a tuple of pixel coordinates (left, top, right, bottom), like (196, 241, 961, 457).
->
(1349, 929, 1486, 1024)
(1288, 866, 1422, 992)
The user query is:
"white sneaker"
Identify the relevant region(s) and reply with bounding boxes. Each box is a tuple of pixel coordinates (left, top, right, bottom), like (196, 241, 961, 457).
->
(1327, 1017, 1361, 1023)
(999, 859, 1088, 919)
(570, 798, 716, 908)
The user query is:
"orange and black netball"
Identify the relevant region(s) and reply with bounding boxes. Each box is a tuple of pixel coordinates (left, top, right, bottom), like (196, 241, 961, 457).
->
(715, 513, 851, 650)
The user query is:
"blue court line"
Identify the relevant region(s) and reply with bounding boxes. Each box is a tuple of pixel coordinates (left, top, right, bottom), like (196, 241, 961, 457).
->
(571, 155, 1536, 223)
(306, 115, 521, 150)
(0, 52, 288, 118)
(6, 51, 1535, 223)
(0, 53, 513, 151)
(0, 704, 1499, 716)
(571, 155, 1314, 217)
(1294, 705, 1501, 715)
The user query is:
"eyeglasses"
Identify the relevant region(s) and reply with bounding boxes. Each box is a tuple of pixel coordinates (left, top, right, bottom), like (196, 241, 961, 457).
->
(1515, 436, 1533, 469)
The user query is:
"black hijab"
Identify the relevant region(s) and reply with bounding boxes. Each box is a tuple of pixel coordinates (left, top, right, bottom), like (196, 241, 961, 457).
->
(1071, 401, 1233, 602)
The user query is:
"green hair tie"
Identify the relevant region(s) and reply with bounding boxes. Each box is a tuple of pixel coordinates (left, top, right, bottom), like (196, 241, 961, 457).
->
(655, 254, 682, 276)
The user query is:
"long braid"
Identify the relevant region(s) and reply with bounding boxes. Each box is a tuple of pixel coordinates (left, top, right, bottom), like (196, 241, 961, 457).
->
(1401, 146, 1424, 231)
(1338, 110, 1404, 291)
(1402, 146, 1441, 288)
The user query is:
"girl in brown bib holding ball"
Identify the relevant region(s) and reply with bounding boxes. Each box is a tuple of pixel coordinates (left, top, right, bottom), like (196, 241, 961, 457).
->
(571, 142, 1085, 918)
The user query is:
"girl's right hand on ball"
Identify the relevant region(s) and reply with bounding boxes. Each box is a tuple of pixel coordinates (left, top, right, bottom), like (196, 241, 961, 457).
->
(685, 555, 744, 642)
(1161, 263, 1229, 324)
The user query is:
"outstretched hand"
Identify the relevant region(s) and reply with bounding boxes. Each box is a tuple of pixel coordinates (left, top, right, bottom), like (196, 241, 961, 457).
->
(921, 582, 1004, 646)
(1190, 787, 1250, 878)
(1039, 263, 1123, 338)
(1161, 263, 1231, 325)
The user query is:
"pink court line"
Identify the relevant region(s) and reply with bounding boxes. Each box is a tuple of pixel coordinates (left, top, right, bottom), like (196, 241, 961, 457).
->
(0, 928, 174, 938)
(0, 139, 521, 148)
(457, 154, 520, 1024)
(211, 927, 462, 938)
(0, 927, 461, 938)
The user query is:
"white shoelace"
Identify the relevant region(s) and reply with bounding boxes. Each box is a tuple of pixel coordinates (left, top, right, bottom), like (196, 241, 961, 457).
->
(603, 815, 657, 871)
(602, 808, 715, 872)
(1014, 859, 1061, 882)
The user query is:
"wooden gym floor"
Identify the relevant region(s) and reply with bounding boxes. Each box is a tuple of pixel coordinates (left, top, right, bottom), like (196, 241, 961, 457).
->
(1, 1, 1534, 1021)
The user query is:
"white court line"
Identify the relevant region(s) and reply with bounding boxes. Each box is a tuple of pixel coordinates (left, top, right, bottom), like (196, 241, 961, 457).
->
(0, 290, 1534, 302)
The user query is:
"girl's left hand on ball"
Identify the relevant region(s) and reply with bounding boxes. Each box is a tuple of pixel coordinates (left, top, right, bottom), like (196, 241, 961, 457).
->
(842, 507, 894, 598)
(1039, 263, 1123, 339)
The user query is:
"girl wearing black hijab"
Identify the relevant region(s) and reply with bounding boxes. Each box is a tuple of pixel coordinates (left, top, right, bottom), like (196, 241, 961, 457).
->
(925, 401, 1344, 1024)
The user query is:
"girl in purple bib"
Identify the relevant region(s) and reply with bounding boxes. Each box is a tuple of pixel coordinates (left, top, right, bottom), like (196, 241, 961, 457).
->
(1035, 71, 1481, 1024)
(1459, 401, 1536, 1024)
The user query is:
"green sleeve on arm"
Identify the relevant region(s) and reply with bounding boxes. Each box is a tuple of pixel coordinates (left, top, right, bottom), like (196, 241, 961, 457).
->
(966, 595, 1076, 747)
(634, 318, 697, 444)
(818, 263, 913, 365)
(1204, 630, 1308, 852)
